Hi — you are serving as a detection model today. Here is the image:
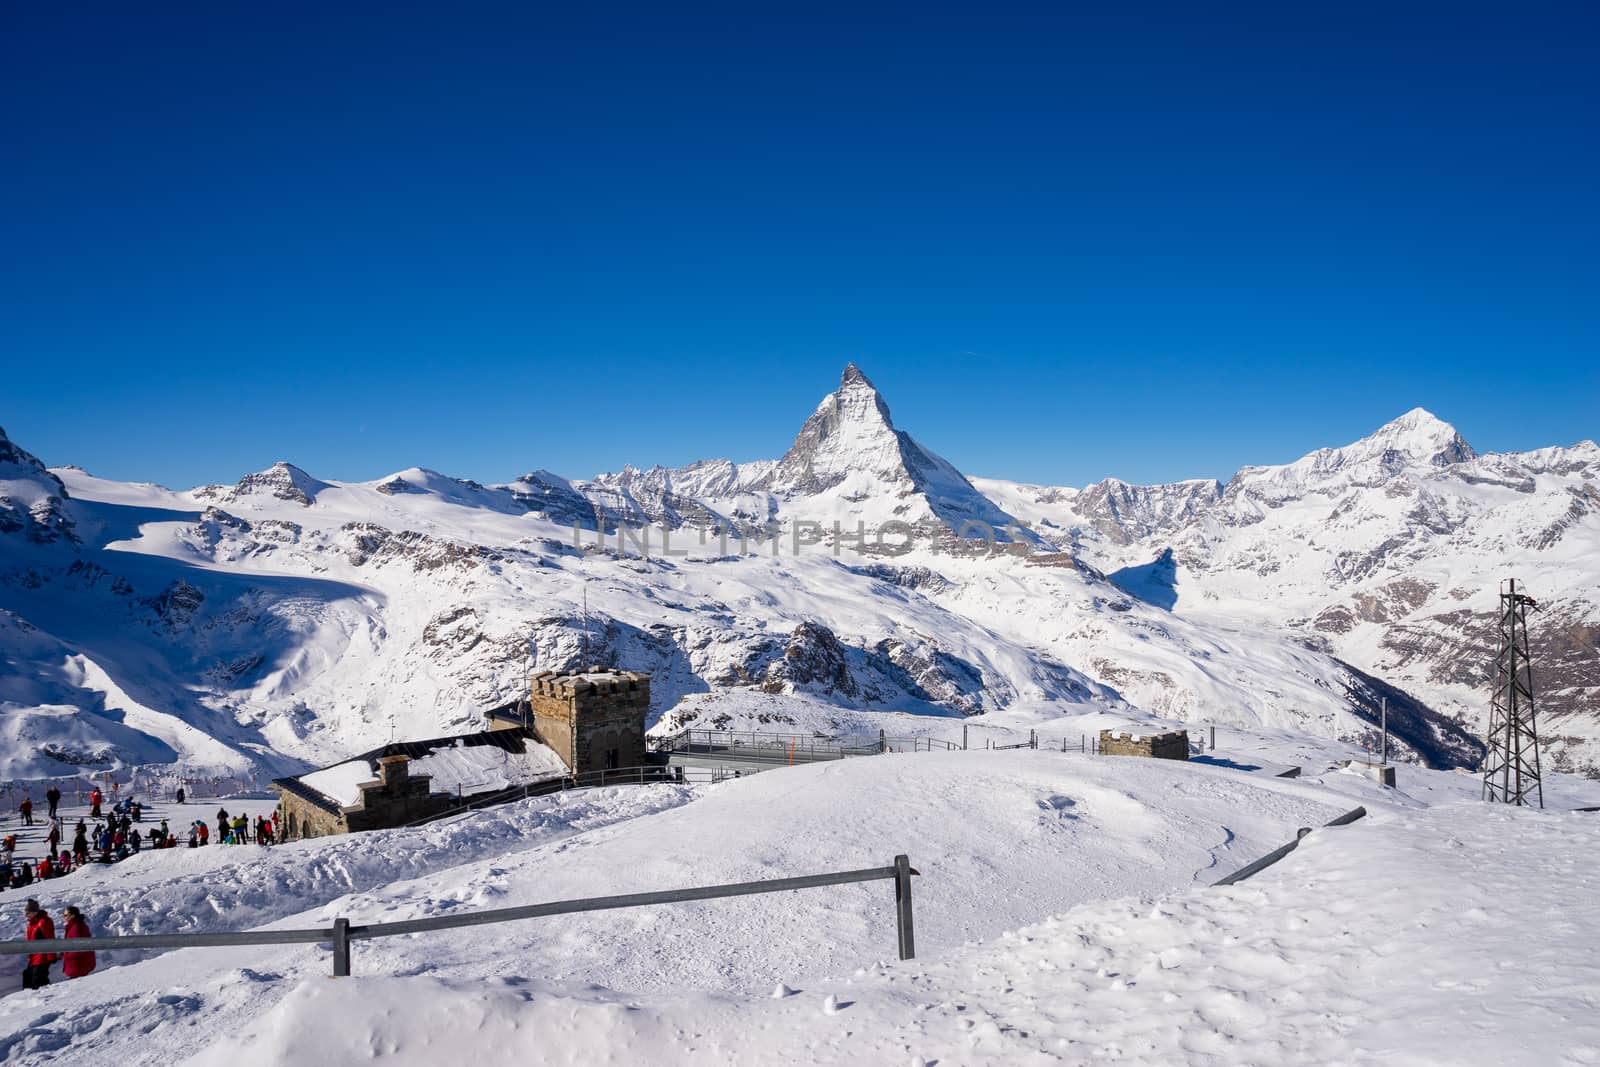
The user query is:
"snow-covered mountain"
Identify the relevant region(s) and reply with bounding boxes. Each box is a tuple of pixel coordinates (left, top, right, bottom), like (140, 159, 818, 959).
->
(8, 370, 1584, 785)
(978, 408, 1600, 774)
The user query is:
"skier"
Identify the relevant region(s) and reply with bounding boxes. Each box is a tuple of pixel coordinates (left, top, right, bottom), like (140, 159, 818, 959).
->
(215, 808, 229, 843)
(232, 814, 248, 844)
(89, 786, 103, 818)
(23, 899, 57, 990)
(197, 821, 209, 846)
(61, 906, 96, 979)
(45, 786, 61, 819)
(19, 797, 33, 827)
(47, 822, 61, 856)
(176, 786, 186, 804)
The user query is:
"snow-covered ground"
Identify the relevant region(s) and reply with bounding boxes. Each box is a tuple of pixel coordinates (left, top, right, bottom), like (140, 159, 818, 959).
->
(192, 802, 1600, 1067)
(3, 716, 1600, 1065)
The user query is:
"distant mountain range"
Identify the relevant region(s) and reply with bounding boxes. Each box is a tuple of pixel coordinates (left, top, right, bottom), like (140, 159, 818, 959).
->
(1, 365, 1593, 782)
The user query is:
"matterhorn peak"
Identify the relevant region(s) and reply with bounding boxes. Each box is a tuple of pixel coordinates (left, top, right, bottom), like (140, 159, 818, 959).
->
(839, 362, 875, 388)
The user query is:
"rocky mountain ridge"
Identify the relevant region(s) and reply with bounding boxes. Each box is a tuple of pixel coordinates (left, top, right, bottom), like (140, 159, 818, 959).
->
(2, 374, 1584, 782)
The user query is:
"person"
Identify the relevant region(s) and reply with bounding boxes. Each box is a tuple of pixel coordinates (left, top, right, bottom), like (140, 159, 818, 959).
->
(36, 856, 54, 881)
(147, 826, 162, 849)
(89, 787, 102, 818)
(186, 827, 198, 848)
(176, 786, 186, 804)
(19, 797, 33, 827)
(23, 899, 56, 990)
(47, 822, 61, 856)
(12, 859, 33, 888)
(73, 826, 89, 867)
(216, 808, 229, 843)
(2, 832, 14, 862)
(61, 907, 95, 979)
(232, 814, 248, 844)
(45, 786, 61, 819)
(131, 801, 142, 823)
(129, 829, 141, 855)
(197, 821, 209, 846)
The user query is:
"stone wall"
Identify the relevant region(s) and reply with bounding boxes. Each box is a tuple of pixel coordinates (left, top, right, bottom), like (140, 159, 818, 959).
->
(1098, 728, 1190, 761)
(527, 667, 650, 774)
(275, 790, 347, 840)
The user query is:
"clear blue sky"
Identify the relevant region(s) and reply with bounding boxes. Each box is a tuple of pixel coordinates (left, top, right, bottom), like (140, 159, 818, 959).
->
(3, 5, 1596, 490)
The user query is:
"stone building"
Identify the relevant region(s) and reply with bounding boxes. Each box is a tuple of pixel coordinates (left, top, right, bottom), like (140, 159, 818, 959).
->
(274, 668, 653, 840)
(488, 666, 649, 775)
(1098, 728, 1190, 761)
(271, 727, 565, 840)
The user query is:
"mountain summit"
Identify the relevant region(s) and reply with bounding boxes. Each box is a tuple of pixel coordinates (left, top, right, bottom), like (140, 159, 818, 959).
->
(756, 364, 1026, 532)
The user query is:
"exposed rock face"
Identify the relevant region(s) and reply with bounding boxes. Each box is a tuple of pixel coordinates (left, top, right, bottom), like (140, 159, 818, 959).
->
(0, 424, 77, 544)
(762, 621, 857, 697)
(581, 465, 726, 530)
(1071, 479, 1222, 547)
(147, 580, 206, 630)
(197, 461, 330, 507)
(508, 470, 604, 529)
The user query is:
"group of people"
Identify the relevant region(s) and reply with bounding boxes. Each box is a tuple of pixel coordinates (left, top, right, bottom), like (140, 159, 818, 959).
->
(5, 796, 282, 890)
(22, 898, 95, 990)
(10, 795, 281, 995)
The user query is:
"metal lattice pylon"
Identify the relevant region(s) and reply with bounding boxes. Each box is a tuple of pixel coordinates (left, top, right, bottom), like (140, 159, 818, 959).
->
(1482, 578, 1542, 807)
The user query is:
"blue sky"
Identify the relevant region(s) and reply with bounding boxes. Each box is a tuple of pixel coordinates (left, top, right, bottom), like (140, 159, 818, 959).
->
(3, 5, 1596, 490)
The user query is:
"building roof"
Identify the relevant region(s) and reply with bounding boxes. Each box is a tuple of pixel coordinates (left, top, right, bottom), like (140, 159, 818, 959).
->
(273, 727, 568, 810)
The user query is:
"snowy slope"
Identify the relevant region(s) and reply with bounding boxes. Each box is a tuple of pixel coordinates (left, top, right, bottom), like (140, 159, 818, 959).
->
(191, 801, 1600, 1067)
(975, 408, 1600, 772)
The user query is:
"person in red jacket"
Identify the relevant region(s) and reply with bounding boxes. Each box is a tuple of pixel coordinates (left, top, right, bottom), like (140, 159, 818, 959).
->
(61, 906, 95, 979)
(90, 787, 103, 818)
(23, 899, 56, 989)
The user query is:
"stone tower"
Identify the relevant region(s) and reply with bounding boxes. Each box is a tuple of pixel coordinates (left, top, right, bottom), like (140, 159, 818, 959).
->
(527, 666, 650, 774)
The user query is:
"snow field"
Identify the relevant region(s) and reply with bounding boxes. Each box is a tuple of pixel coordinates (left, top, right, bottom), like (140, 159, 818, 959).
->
(192, 803, 1600, 1067)
(0, 748, 1343, 1063)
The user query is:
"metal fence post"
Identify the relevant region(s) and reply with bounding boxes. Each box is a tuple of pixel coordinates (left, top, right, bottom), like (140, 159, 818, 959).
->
(332, 917, 351, 977)
(893, 854, 915, 960)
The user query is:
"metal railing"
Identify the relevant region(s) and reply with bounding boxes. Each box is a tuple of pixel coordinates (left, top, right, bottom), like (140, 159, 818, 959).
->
(651, 728, 962, 760)
(1211, 806, 1368, 886)
(0, 855, 921, 977)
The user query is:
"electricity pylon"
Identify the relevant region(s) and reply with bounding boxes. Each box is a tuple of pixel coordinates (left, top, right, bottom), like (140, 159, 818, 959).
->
(1482, 578, 1542, 807)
